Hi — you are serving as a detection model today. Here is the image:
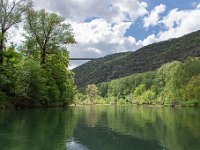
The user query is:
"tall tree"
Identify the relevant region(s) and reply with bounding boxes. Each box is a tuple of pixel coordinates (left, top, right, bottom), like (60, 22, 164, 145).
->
(86, 84, 98, 103)
(24, 9, 76, 64)
(0, 0, 32, 64)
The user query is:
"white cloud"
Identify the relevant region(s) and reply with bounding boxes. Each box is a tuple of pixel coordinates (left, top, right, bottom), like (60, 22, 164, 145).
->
(192, 2, 200, 9)
(143, 4, 166, 28)
(68, 19, 143, 67)
(142, 34, 158, 46)
(141, 6, 200, 46)
(34, 0, 148, 23)
(196, 3, 200, 9)
(158, 8, 200, 41)
(69, 19, 132, 45)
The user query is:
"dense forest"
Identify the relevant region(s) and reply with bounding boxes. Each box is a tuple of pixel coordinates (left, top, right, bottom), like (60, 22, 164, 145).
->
(74, 57, 200, 107)
(73, 30, 200, 88)
(0, 0, 76, 108)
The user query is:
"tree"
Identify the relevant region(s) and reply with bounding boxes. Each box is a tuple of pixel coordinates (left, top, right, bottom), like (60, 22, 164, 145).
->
(0, 0, 32, 63)
(184, 75, 200, 105)
(86, 84, 98, 103)
(44, 50, 76, 104)
(15, 59, 46, 102)
(1, 46, 22, 95)
(141, 89, 156, 104)
(98, 82, 108, 97)
(133, 84, 146, 98)
(24, 9, 76, 64)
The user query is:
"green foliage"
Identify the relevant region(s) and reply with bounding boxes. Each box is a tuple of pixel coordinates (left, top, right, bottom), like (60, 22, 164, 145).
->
(23, 8, 75, 64)
(133, 84, 146, 98)
(156, 61, 182, 103)
(97, 57, 200, 106)
(0, 48, 76, 107)
(116, 98, 127, 105)
(73, 93, 87, 105)
(98, 83, 108, 97)
(98, 71, 155, 100)
(74, 30, 200, 88)
(93, 96, 107, 104)
(44, 51, 76, 104)
(140, 89, 156, 104)
(0, 2, 76, 108)
(0, 47, 22, 95)
(0, 0, 32, 63)
(86, 84, 98, 103)
(15, 59, 46, 102)
(183, 75, 200, 106)
(0, 0, 32, 34)
(105, 96, 118, 105)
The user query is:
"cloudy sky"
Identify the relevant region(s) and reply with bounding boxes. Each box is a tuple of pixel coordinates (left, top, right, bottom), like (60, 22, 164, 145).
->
(12, 0, 200, 68)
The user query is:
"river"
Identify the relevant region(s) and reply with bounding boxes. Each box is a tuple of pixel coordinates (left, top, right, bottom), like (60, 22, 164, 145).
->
(0, 106, 200, 150)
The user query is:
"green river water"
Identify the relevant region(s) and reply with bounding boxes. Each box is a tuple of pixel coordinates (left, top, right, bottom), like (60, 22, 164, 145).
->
(0, 106, 200, 150)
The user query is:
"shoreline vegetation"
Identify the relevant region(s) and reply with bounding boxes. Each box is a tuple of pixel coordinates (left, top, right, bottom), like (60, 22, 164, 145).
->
(1, 58, 200, 109)
(70, 104, 181, 108)
(70, 100, 195, 108)
(73, 57, 200, 108)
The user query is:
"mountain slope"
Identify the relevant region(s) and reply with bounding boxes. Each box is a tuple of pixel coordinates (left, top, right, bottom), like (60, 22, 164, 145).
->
(73, 30, 200, 88)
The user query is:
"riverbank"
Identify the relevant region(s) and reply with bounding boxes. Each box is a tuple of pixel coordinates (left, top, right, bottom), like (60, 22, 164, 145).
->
(73, 93, 199, 108)
(70, 101, 198, 108)
(1, 97, 198, 110)
(0, 96, 70, 110)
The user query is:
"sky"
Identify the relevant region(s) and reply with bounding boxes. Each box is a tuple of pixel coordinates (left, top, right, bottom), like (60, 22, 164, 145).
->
(11, 0, 200, 68)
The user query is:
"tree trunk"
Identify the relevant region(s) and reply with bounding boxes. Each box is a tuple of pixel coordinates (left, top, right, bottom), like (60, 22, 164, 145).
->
(41, 48, 46, 64)
(0, 37, 4, 64)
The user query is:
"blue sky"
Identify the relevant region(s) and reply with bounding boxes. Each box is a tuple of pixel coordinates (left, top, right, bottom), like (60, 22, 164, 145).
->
(12, 0, 200, 68)
(126, 0, 200, 40)
(145, 0, 195, 10)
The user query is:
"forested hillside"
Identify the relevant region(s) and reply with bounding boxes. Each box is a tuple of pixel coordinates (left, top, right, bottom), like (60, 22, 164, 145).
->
(74, 57, 200, 106)
(73, 30, 200, 88)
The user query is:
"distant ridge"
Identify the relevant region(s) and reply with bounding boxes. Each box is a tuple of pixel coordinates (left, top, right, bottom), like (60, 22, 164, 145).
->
(73, 30, 200, 88)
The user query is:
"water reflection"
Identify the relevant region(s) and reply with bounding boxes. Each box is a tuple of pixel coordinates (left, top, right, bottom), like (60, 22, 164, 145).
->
(0, 108, 77, 150)
(66, 139, 89, 150)
(0, 106, 200, 150)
